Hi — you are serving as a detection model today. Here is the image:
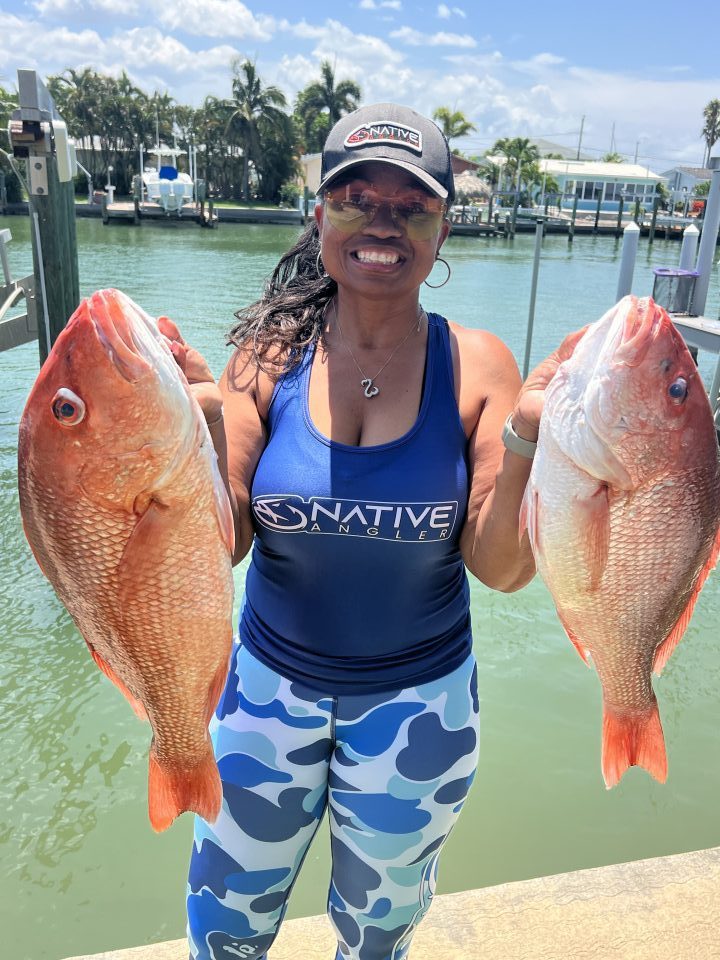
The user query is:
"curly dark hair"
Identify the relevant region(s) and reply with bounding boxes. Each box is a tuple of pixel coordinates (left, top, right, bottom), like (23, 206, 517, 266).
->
(227, 220, 335, 374)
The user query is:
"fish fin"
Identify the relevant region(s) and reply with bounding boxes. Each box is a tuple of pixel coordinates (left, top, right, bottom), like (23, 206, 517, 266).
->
(147, 743, 222, 832)
(557, 613, 591, 666)
(519, 486, 539, 554)
(88, 646, 148, 722)
(653, 525, 720, 675)
(579, 485, 610, 591)
(205, 658, 230, 726)
(211, 462, 235, 557)
(601, 700, 667, 789)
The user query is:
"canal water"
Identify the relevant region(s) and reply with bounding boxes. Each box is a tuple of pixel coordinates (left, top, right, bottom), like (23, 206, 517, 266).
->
(2, 217, 719, 960)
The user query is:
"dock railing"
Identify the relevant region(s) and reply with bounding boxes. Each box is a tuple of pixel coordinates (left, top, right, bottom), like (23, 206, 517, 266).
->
(0, 227, 37, 352)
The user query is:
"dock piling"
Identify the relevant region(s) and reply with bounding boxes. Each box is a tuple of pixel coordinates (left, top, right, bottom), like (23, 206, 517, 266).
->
(616, 221, 640, 300)
(9, 69, 80, 364)
(679, 224, 700, 271)
(690, 155, 720, 317)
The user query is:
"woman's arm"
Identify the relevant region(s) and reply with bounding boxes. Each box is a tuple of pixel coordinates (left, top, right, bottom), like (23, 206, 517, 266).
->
(158, 317, 271, 566)
(456, 325, 585, 592)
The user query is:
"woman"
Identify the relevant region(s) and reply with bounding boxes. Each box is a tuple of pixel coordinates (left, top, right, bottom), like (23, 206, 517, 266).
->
(164, 103, 577, 960)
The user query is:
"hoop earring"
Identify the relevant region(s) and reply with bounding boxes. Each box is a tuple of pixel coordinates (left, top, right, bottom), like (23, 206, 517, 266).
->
(423, 257, 451, 289)
(316, 250, 325, 277)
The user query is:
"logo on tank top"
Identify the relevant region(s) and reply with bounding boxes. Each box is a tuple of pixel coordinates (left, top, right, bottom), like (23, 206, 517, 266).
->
(253, 494, 458, 542)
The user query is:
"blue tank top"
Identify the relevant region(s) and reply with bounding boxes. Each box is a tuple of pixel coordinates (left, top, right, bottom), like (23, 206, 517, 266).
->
(239, 312, 472, 693)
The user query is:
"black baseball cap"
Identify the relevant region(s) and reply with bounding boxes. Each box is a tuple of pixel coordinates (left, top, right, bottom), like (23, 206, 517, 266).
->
(318, 103, 455, 204)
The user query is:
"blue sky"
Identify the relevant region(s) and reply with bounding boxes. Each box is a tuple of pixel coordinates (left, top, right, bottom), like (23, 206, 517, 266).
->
(2, 0, 718, 170)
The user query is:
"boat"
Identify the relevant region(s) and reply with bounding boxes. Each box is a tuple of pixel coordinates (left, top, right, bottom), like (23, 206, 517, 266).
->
(140, 146, 194, 215)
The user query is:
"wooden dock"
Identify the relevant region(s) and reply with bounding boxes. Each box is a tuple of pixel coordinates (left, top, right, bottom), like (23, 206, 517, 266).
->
(61, 846, 720, 960)
(101, 199, 218, 228)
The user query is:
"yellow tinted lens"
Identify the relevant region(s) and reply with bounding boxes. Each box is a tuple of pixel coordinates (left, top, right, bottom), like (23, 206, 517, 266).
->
(324, 189, 445, 238)
(324, 191, 374, 232)
(401, 210, 445, 240)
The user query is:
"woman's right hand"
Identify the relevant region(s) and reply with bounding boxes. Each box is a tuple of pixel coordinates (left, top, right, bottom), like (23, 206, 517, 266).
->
(158, 316, 223, 425)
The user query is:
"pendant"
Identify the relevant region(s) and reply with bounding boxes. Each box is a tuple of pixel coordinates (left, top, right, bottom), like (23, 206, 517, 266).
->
(361, 378, 379, 399)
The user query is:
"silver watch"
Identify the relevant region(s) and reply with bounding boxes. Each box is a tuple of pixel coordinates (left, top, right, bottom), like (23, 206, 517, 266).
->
(501, 413, 537, 459)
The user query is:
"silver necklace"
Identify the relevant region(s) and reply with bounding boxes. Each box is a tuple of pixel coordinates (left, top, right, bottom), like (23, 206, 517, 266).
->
(333, 304, 424, 399)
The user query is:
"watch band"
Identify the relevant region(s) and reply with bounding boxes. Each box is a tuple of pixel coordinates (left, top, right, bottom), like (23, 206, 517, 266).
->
(501, 413, 537, 459)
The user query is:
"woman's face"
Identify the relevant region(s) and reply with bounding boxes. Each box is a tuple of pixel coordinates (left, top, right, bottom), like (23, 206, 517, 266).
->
(315, 161, 450, 302)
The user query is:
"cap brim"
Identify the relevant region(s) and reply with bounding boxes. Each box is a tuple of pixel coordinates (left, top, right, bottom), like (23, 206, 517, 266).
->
(317, 157, 449, 200)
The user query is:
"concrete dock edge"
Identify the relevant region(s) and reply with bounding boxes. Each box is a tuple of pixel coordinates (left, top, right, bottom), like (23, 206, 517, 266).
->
(62, 846, 720, 960)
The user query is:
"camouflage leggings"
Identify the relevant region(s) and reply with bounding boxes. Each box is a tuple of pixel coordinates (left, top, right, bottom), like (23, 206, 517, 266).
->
(187, 642, 480, 960)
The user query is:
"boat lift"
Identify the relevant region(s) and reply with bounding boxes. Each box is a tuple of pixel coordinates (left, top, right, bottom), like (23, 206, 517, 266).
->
(0, 228, 37, 352)
(3, 68, 80, 362)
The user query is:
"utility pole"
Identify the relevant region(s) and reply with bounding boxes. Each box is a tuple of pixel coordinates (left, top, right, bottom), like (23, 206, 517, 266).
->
(576, 115, 585, 160)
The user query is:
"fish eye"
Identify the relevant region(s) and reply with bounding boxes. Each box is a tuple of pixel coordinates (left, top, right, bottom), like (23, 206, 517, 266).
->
(668, 377, 688, 404)
(51, 388, 86, 425)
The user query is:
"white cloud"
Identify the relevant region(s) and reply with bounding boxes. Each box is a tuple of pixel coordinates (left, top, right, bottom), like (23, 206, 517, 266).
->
(152, 0, 276, 40)
(360, 0, 402, 9)
(33, 0, 141, 14)
(437, 4, 466, 18)
(390, 26, 476, 47)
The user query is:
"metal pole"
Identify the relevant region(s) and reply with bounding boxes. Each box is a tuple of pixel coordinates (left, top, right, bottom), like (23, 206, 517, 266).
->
(0, 228, 11, 285)
(679, 224, 700, 271)
(523, 219, 544, 379)
(616, 221, 640, 301)
(692, 156, 720, 316)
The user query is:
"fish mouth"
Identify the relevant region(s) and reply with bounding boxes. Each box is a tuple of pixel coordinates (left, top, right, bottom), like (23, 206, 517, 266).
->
(614, 296, 665, 367)
(88, 289, 156, 382)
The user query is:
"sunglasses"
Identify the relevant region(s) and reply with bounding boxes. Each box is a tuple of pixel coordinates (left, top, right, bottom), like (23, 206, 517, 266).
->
(323, 186, 447, 241)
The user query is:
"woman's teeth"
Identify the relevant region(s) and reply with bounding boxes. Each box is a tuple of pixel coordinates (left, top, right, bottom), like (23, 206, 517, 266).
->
(354, 250, 400, 264)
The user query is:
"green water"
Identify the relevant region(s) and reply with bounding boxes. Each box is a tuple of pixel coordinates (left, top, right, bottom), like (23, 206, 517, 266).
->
(2, 217, 719, 960)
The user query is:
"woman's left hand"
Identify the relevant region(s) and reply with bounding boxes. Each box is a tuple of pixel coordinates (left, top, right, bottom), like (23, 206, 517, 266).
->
(511, 326, 587, 441)
(158, 315, 223, 424)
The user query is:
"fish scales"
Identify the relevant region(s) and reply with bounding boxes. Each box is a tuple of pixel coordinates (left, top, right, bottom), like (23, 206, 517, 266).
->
(522, 296, 720, 787)
(18, 288, 234, 831)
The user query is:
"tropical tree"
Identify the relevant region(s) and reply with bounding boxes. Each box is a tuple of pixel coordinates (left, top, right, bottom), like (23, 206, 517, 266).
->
(601, 151, 624, 163)
(701, 99, 720, 168)
(432, 107, 476, 143)
(226, 59, 288, 201)
(295, 60, 361, 154)
(489, 137, 540, 194)
(0, 83, 21, 202)
(48, 68, 178, 193)
(256, 111, 299, 203)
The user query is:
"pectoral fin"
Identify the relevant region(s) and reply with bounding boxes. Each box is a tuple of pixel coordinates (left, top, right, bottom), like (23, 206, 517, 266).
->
(578, 484, 610, 592)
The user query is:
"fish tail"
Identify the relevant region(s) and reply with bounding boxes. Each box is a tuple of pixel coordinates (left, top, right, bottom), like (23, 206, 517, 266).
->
(147, 743, 222, 832)
(601, 700, 668, 788)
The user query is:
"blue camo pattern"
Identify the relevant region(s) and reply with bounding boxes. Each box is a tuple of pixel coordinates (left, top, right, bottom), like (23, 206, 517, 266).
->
(187, 643, 480, 960)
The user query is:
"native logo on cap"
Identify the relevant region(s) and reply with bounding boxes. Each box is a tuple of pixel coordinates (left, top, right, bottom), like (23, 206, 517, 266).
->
(344, 120, 423, 154)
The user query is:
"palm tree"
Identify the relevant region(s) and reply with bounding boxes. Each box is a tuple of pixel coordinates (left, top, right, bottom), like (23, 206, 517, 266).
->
(295, 60, 361, 153)
(432, 107, 476, 143)
(48, 68, 105, 180)
(227, 59, 288, 201)
(701, 99, 720, 168)
(601, 152, 624, 163)
(489, 137, 540, 193)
